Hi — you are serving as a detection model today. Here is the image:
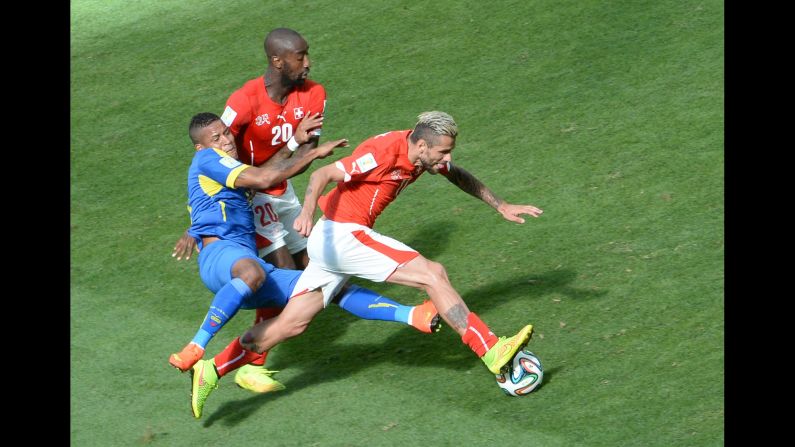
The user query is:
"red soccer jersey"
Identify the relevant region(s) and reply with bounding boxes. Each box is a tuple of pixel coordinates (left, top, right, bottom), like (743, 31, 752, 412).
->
(220, 77, 326, 195)
(319, 130, 449, 228)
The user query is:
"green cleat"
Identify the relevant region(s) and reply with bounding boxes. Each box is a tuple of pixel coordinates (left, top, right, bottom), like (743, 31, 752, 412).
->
(189, 359, 219, 419)
(234, 364, 286, 394)
(481, 324, 534, 374)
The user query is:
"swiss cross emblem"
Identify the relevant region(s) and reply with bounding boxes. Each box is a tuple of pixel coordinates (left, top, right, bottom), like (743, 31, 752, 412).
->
(255, 113, 270, 126)
(390, 169, 402, 180)
(293, 107, 305, 120)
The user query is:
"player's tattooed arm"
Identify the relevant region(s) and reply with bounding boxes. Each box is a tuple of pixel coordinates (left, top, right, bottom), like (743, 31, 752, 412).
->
(238, 139, 348, 191)
(290, 139, 321, 176)
(444, 164, 504, 210)
(268, 146, 293, 162)
(267, 144, 315, 173)
(259, 138, 319, 177)
(444, 164, 544, 223)
(444, 303, 470, 332)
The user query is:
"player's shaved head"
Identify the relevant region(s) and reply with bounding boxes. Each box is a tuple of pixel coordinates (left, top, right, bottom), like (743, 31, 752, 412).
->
(264, 28, 306, 59)
(189, 112, 221, 144)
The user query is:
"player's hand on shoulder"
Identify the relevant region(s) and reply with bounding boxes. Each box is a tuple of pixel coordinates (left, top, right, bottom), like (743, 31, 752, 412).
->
(172, 231, 198, 260)
(315, 138, 349, 159)
(498, 203, 543, 224)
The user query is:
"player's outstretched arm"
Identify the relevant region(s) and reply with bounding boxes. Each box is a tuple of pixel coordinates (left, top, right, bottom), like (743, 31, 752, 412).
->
(443, 164, 543, 223)
(495, 203, 544, 224)
(235, 139, 349, 190)
(172, 230, 198, 260)
(294, 163, 348, 237)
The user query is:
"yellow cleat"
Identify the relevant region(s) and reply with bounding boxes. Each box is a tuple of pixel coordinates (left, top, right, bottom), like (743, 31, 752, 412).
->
(234, 364, 286, 394)
(481, 324, 534, 374)
(190, 359, 218, 419)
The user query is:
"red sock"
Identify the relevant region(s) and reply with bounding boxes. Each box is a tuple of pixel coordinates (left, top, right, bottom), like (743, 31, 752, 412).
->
(213, 337, 262, 377)
(249, 351, 269, 366)
(461, 312, 498, 357)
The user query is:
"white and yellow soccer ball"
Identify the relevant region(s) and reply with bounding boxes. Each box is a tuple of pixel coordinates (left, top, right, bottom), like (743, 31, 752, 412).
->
(495, 349, 544, 396)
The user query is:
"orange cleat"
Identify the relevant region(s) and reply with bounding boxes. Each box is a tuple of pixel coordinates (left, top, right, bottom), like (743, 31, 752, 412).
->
(408, 300, 442, 333)
(169, 342, 205, 372)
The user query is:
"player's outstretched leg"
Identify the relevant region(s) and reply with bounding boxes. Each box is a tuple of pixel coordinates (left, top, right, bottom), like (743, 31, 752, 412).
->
(388, 256, 533, 374)
(336, 285, 442, 333)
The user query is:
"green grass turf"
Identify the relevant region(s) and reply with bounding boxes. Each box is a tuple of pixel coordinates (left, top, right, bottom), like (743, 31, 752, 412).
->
(71, 0, 723, 445)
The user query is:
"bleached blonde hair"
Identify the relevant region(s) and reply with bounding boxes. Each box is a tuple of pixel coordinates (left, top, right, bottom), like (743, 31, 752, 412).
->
(410, 111, 458, 146)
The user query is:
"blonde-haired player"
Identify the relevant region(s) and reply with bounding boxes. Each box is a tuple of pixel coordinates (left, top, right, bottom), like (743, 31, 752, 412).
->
(189, 111, 543, 417)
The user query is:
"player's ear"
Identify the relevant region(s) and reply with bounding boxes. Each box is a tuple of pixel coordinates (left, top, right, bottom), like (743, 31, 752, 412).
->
(194, 143, 202, 151)
(271, 55, 282, 69)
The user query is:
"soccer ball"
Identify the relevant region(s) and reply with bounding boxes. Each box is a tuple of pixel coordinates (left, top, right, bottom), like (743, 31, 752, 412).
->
(495, 349, 543, 396)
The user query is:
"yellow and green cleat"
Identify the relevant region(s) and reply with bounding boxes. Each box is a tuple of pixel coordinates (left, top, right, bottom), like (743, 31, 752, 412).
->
(189, 359, 219, 419)
(234, 364, 286, 394)
(481, 324, 534, 374)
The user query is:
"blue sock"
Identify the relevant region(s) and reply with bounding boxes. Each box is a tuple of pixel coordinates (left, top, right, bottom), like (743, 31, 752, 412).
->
(191, 278, 252, 349)
(337, 285, 412, 324)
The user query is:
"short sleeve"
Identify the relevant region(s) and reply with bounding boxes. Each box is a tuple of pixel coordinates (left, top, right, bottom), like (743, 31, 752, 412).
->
(306, 83, 327, 135)
(197, 149, 248, 188)
(332, 143, 393, 183)
(222, 90, 252, 136)
(307, 83, 327, 117)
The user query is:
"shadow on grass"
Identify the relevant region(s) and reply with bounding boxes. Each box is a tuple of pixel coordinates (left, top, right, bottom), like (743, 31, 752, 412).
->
(461, 267, 607, 310)
(202, 267, 604, 427)
(537, 365, 562, 392)
(399, 219, 457, 260)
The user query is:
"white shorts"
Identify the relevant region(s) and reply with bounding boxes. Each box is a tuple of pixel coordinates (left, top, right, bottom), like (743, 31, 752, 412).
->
(252, 180, 308, 257)
(290, 217, 419, 306)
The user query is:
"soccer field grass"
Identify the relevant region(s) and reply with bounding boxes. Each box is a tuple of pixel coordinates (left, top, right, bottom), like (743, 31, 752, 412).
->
(71, 0, 723, 445)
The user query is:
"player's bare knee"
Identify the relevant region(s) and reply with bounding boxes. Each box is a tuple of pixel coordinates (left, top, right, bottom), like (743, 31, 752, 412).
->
(233, 259, 266, 290)
(426, 260, 450, 285)
(241, 270, 265, 291)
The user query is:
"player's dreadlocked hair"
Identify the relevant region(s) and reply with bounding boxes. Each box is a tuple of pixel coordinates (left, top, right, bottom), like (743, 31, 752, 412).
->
(189, 112, 222, 144)
(409, 111, 458, 147)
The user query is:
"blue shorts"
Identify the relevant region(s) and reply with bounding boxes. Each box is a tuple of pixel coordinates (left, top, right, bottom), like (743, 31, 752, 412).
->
(197, 239, 302, 310)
